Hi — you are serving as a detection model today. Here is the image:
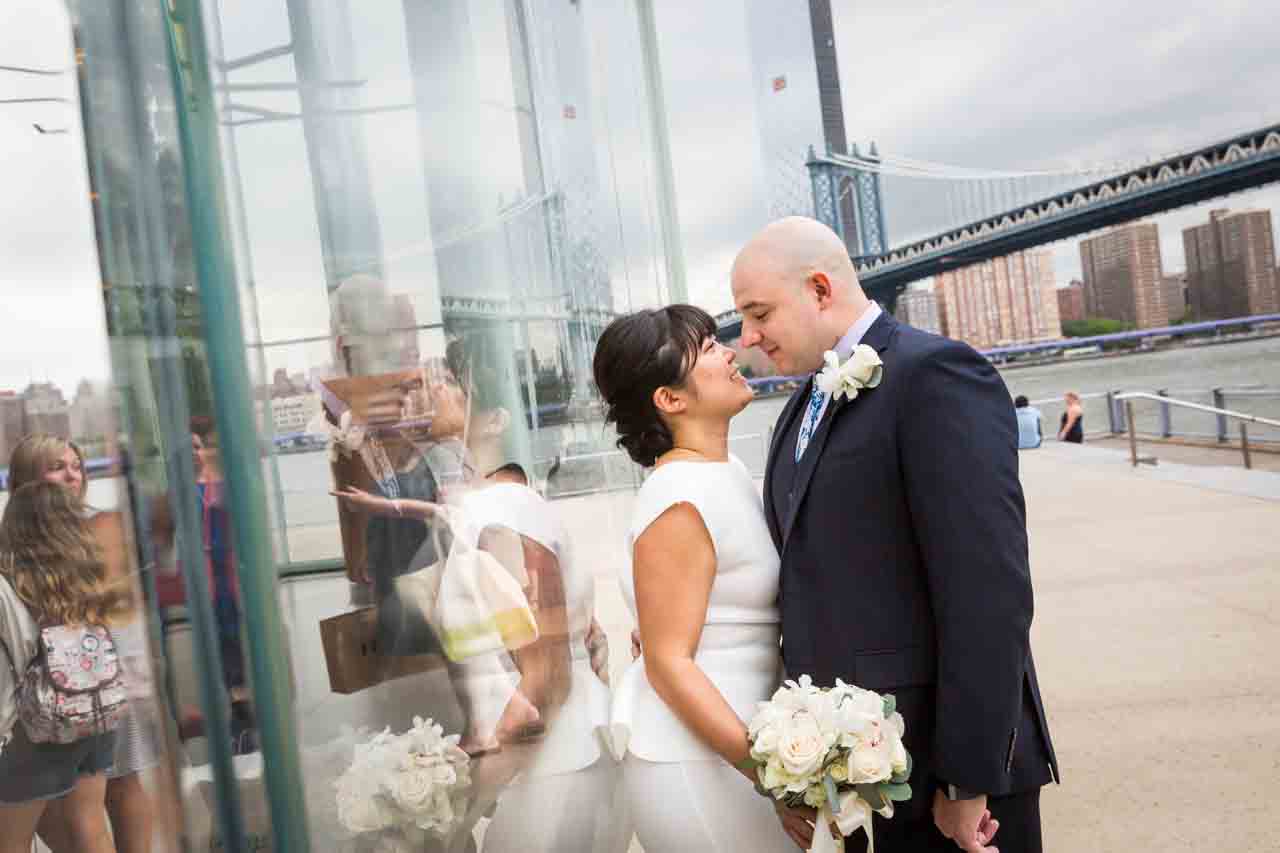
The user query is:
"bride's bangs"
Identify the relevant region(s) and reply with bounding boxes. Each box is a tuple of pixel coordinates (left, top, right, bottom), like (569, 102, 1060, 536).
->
(662, 305, 717, 387)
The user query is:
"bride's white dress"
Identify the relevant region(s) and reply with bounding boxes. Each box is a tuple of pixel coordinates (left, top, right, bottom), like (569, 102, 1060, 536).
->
(612, 457, 793, 852)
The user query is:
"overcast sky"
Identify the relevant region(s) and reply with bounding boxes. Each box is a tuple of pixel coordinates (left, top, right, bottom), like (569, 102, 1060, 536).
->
(2, 0, 1278, 394)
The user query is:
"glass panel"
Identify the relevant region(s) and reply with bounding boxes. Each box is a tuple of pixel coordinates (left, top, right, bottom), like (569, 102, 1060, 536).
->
(63, 0, 677, 850)
(189, 0, 677, 847)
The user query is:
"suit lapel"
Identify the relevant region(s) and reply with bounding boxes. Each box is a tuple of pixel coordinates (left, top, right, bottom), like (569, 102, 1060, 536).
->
(763, 381, 810, 550)
(781, 311, 898, 547)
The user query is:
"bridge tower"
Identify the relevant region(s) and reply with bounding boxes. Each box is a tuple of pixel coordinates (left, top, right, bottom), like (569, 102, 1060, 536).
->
(807, 143, 888, 258)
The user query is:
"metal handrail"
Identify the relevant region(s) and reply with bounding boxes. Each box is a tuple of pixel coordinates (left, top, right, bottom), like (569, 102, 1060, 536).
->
(1115, 392, 1277, 470)
(1113, 392, 1280, 429)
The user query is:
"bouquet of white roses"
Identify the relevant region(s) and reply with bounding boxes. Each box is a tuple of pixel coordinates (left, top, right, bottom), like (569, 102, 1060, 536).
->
(744, 676, 912, 853)
(333, 716, 472, 849)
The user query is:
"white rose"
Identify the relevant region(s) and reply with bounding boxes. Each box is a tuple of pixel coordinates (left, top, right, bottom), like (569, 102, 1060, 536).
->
(778, 709, 830, 778)
(337, 791, 395, 834)
(845, 345, 884, 388)
(815, 345, 884, 402)
(391, 769, 436, 814)
(890, 734, 908, 778)
(833, 690, 882, 744)
(761, 756, 809, 794)
(846, 737, 893, 784)
(415, 790, 457, 834)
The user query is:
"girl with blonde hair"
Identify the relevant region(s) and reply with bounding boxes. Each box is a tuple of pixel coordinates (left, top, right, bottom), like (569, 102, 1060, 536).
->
(1, 434, 156, 853)
(0, 480, 126, 853)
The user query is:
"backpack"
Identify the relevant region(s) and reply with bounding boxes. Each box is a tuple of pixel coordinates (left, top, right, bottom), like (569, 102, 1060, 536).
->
(17, 623, 127, 744)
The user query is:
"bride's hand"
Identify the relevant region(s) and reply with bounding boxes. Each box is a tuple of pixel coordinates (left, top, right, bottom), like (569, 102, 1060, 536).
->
(774, 801, 819, 850)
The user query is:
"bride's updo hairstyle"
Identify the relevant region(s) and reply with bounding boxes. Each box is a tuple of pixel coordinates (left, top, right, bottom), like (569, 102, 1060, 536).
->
(593, 305, 717, 467)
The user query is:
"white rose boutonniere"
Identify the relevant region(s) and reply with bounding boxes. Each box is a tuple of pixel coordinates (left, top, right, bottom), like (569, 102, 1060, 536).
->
(815, 343, 883, 402)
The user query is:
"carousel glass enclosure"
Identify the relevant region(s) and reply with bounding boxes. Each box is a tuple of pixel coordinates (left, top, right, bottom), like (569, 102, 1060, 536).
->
(57, 0, 680, 850)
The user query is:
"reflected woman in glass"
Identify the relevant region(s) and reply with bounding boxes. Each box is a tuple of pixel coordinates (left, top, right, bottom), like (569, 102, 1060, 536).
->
(0, 480, 130, 853)
(2, 435, 159, 853)
(464, 464, 629, 853)
(335, 329, 626, 848)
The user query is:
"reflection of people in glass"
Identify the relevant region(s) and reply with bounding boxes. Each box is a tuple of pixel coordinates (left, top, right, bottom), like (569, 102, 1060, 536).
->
(464, 464, 629, 853)
(3, 435, 158, 853)
(333, 330, 541, 754)
(0, 479, 129, 853)
(190, 421, 250, 709)
(322, 274, 446, 657)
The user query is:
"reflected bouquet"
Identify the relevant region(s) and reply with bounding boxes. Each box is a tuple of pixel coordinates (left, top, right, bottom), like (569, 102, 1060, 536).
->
(333, 716, 471, 849)
(743, 676, 912, 853)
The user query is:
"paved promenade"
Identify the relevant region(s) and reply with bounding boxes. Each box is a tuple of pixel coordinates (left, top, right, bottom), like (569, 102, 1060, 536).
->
(569, 441, 1280, 851)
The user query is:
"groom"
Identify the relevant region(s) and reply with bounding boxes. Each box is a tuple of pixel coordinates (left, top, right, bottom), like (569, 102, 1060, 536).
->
(732, 217, 1058, 853)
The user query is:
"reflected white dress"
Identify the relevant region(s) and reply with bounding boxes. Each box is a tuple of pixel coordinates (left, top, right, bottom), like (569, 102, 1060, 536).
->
(612, 458, 792, 852)
(460, 484, 629, 853)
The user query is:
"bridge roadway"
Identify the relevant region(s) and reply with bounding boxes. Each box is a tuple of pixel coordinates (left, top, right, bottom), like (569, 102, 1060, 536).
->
(561, 441, 1280, 852)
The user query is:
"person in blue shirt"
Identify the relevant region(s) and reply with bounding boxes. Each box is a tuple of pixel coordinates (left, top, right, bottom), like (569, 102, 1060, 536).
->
(1015, 395, 1043, 449)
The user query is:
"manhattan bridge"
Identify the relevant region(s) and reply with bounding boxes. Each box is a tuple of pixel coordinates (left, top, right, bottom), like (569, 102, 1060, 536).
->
(711, 121, 1280, 340)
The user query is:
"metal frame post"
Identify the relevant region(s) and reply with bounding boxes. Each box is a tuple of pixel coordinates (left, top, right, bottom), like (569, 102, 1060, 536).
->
(1158, 389, 1172, 438)
(1240, 423, 1253, 469)
(1126, 401, 1139, 467)
(1213, 388, 1228, 442)
(1106, 390, 1120, 434)
(635, 0, 688, 304)
(162, 3, 311, 851)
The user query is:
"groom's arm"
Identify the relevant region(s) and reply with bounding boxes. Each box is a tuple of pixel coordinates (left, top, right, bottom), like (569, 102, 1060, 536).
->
(899, 338, 1033, 796)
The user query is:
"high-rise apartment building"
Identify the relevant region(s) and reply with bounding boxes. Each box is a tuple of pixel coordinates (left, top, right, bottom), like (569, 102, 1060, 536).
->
(1182, 209, 1278, 319)
(933, 247, 1061, 349)
(0, 392, 26, 467)
(1056, 279, 1086, 324)
(21, 382, 71, 441)
(895, 287, 943, 335)
(1161, 274, 1188, 323)
(1079, 222, 1167, 328)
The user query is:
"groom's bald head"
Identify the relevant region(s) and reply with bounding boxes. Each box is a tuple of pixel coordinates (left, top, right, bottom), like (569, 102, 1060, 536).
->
(732, 216, 858, 292)
(730, 217, 869, 375)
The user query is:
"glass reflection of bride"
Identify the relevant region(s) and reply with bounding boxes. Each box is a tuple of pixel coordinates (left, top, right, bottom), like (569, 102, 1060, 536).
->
(332, 320, 626, 851)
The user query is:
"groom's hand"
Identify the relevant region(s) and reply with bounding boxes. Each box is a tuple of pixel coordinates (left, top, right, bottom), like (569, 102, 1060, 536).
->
(933, 791, 1000, 853)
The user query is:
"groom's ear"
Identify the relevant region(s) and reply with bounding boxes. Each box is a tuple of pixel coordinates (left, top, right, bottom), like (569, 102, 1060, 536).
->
(652, 385, 685, 416)
(809, 271, 834, 308)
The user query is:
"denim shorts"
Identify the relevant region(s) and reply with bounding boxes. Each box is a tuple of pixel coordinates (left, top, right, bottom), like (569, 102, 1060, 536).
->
(0, 725, 117, 804)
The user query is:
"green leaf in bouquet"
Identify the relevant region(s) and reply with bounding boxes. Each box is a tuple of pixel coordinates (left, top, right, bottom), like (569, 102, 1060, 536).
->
(891, 752, 913, 785)
(823, 775, 841, 815)
(882, 693, 896, 717)
(855, 784, 887, 812)
(881, 782, 912, 802)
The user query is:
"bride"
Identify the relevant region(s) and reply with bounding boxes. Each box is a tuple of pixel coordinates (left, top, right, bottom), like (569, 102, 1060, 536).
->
(593, 305, 814, 851)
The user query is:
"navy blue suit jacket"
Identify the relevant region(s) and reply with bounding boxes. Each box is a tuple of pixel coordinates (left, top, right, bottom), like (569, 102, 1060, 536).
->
(764, 312, 1058, 819)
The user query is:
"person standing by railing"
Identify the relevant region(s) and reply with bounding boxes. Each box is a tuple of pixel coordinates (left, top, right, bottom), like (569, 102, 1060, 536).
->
(1058, 392, 1085, 444)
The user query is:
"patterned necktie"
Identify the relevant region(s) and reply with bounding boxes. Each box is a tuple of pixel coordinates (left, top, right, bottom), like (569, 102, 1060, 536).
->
(794, 383, 828, 462)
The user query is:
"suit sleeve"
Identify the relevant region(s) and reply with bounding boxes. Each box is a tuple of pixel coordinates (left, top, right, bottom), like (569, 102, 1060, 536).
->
(898, 339, 1033, 794)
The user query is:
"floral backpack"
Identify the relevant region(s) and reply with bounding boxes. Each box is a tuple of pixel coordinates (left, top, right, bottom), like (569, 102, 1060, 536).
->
(17, 624, 127, 744)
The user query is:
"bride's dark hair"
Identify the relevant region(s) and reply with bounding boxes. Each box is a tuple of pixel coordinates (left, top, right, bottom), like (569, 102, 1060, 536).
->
(592, 305, 717, 467)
